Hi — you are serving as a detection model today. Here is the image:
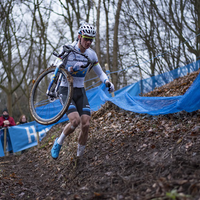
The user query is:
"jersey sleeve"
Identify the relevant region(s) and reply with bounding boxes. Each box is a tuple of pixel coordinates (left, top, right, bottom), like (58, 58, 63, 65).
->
(93, 62, 109, 83)
(90, 51, 109, 83)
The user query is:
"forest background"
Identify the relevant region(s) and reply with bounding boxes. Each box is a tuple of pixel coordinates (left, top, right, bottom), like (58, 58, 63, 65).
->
(0, 0, 200, 122)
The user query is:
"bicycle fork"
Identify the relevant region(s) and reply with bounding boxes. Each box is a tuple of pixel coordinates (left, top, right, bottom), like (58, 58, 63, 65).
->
(46, 58, 63, 99)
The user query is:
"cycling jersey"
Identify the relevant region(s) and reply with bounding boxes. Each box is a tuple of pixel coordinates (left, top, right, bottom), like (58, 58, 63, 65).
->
(60, 43, 108, 88)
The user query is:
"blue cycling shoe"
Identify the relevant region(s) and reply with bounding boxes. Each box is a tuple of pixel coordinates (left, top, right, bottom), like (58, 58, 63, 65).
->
(51, 138, 62, 159)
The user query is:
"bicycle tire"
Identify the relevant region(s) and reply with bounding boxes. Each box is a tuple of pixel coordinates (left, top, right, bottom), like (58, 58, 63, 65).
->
(29, 66, 73, 125)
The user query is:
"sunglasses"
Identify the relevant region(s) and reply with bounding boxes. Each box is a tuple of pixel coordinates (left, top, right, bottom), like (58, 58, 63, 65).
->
(82, 35, 94, 42)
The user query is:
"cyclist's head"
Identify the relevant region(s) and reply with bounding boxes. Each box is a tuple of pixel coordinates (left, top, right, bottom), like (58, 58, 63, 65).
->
(78, 21, 96, 39)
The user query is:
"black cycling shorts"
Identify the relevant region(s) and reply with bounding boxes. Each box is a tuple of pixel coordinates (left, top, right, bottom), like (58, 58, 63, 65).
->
(59, 86, 91, 116)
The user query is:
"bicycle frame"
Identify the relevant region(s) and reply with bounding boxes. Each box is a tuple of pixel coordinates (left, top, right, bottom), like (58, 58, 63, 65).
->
(46, 45, 94, 100)
(46, 57, 63, 100)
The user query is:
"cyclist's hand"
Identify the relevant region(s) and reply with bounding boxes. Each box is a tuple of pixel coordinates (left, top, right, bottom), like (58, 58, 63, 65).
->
(105, 81, 115, 92)
(72, 62, 85, 71)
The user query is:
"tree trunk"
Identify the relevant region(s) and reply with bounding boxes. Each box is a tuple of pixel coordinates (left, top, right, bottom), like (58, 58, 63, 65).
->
(103, 0, 110, 72)
(196, 0, 200, 60)
(96, 0, 101, 61)
(112, 0, 123, 90)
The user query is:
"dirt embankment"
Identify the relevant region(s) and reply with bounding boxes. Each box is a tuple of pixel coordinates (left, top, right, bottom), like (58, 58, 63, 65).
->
(1, 70, 200, 200)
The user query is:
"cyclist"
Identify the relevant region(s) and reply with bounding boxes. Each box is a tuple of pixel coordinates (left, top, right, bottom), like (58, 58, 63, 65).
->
(51, 22, 114, 159)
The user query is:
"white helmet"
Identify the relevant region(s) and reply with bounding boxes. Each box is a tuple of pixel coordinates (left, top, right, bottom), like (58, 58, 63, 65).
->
(78, 22, 96, 38)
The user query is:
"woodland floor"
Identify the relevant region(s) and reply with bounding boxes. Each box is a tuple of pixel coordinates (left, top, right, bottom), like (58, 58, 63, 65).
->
(1, 70, 200, 200)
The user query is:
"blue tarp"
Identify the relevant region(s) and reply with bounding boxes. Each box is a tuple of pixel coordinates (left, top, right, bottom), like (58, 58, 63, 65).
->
(87, 60, 200, 115)
(8, 121, 54, 153)
(0, 130, 5, 157)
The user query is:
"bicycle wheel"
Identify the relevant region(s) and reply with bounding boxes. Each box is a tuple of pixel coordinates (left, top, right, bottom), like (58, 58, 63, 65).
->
(29, 66, 73, 125)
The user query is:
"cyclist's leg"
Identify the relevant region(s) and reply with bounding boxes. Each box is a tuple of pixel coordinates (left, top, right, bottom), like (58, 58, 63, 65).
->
(51, 87, 81, 159)
(76, 88, 91, 157)
(51, 87, 90, 158)
(76, 114, 91, 157)
(51, 110, 80, 159)
(79, 114, 91, 145)
(59, 86, 81, 136)
(62, 111, 80, 136)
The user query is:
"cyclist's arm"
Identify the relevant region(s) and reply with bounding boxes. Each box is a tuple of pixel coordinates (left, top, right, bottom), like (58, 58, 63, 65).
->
(93, 63, 109, 84)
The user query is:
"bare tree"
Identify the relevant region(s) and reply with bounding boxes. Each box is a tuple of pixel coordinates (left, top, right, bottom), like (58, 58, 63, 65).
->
(151, 0, 200, 60)
(112, 0, 123, 90)
(118, 0, 199, 90)
(0, 0, 60, 119)
(0, 0, 35, 116)
(103, 0, 111, 74)
(95, 0, 101, 60)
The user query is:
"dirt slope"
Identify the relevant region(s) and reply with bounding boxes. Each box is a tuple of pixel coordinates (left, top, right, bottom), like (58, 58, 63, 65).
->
(1, 70, 200, 200)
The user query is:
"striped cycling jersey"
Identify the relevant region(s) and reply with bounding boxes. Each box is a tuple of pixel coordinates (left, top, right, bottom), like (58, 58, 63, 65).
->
(60, 43, 108, 88)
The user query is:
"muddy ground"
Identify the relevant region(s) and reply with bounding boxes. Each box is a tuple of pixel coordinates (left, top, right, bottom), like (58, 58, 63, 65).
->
(1, 70, 200, 200)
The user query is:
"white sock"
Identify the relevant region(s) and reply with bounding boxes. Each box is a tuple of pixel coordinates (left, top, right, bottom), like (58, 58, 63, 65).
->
(57, 132, 66, 145)
(77, 144, 85, 157)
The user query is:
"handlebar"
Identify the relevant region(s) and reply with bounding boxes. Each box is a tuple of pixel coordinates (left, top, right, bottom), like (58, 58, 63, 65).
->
(53, 45, 93, 69)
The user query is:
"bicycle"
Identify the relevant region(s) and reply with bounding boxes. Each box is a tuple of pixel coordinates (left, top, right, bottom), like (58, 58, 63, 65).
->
(29, 45, 94, 125)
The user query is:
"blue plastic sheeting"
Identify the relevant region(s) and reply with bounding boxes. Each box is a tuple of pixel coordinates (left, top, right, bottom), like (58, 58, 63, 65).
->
(124, 69, 200, 115)
(8, 121, 52, 152)
(0, 115, 69, 155)
(87, 83, 181, 115)
(0, 128, 13, 152)
(88, 74, 200, 115)
(87, 60, 200, 115)
(0, 130, 5, 157)
(0, 143, 4, 157)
